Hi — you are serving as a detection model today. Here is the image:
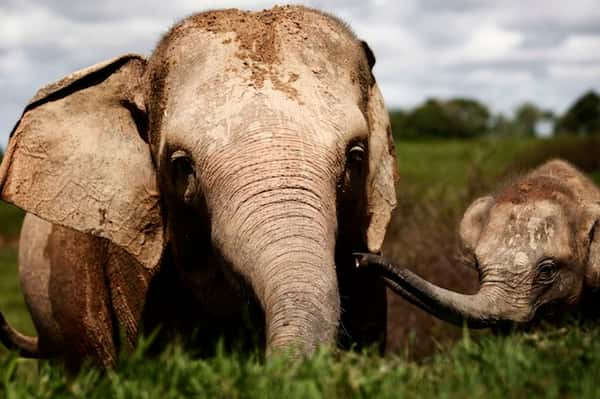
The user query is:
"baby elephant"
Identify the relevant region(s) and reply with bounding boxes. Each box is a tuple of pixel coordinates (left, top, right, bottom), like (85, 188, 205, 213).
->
(357, 159, 600, 328)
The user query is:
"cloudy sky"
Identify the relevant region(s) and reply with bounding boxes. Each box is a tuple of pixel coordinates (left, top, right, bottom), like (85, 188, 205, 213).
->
(1, 0, 599, 145)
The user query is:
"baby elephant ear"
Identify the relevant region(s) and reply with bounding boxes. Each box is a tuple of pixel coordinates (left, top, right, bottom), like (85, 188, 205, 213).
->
(0, 54, 164, 271)
(459, 196, 494, 251)
(584, 204, 600, 288)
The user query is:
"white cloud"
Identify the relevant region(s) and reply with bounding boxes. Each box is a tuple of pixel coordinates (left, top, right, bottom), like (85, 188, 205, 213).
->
(558, 35, 600, 60)
(0, 0, 599, 145)
(462, 23, 522, 60)
(549, 64, 600, 79)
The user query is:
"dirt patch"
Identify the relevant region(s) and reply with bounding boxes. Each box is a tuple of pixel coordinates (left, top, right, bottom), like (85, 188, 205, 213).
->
(271, 72, 301, 103)
(150, 6, 369, 102)
(159, 7, 299, 92)
(495, 175, 575, 205)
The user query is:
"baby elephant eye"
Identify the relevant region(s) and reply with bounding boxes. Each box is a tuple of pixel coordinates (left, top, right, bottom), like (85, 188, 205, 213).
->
(536, 259, 558, 284)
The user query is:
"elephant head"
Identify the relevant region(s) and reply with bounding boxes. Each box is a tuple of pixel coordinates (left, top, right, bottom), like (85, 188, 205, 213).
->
(357, 160, 600, 328)
(0, 6, 397, 353)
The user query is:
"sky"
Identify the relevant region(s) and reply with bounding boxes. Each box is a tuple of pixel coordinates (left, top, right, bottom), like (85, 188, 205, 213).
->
(1, 0, 599, 145)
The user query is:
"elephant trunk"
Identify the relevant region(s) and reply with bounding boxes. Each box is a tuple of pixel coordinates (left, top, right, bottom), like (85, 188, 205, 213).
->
(226, 195, 339, 354)
(355, 253, 507, 328)
(209, 138, 340, 354)
(261, 237, 339, 353)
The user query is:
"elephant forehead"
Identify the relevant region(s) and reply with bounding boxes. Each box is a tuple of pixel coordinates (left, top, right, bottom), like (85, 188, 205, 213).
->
(513, 251, 529, 268)
(160, 35, 367, 154)
(159, 10, 363, 110)
(477, 200, 572, 263)
(163, 84, 367, 152)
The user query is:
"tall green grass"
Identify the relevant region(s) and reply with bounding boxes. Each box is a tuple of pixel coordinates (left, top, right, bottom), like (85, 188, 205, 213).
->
(2, 322, 600, 398)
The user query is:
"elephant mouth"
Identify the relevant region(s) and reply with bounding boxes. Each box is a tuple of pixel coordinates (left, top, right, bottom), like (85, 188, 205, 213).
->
(354, 253, 513, 329)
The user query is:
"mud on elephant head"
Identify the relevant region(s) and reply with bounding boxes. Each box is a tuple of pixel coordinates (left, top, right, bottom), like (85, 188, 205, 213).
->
(358, 160, 600, 328)
(0, 6, 398, 360)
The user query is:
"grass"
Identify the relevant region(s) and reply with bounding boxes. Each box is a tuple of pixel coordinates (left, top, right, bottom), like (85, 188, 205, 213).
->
(395, 137, 524, 202)
(0, 247, 34, 337)
(0, 204, 23, 239)
(2, 322, 600, 398)
(0, 135, 599, 397)
(396, 135, 600, 203)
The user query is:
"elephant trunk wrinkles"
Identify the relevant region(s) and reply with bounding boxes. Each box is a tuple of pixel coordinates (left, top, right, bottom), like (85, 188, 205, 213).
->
(261, 237, 339, 353)
(208, 140, 340, 354)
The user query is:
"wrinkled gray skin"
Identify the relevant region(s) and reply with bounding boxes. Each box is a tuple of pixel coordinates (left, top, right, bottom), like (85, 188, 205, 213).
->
(358, 160, 600, 328)
(0, 6, 397, 367)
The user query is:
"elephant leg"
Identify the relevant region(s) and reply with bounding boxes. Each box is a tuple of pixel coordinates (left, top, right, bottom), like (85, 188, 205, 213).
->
(46, 224, 117, 369)
(104, 244, 153, 351)
(19, 214, 64, 356)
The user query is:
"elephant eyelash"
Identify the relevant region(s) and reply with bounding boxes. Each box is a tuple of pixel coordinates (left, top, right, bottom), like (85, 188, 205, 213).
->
(346, 138, 367, 166)
(171, 151, 195, 177)
(536, 259, 558, 284)
(348, 145, 365, 163)
(170, 150, 198, 203)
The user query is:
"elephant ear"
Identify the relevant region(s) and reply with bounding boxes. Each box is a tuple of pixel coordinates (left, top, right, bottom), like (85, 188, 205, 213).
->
(0, 54, 164, 271)
(364, 81, 398, 253)
(459, 196, 494, 251)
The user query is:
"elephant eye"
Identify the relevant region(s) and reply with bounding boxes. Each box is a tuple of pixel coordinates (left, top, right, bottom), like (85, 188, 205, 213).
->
(536, 259, 558, 284)
(342, 141, 367, 195)
(170, 150, 197, 202)
(171, 150, 195, 178)
(347, 144, 366, 168)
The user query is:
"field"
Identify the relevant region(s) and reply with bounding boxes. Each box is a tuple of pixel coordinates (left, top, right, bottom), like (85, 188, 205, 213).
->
(1, 136, 600, 397)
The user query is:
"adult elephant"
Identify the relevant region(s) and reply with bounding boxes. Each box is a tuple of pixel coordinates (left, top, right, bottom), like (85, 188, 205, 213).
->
(0, 6, 397, 367)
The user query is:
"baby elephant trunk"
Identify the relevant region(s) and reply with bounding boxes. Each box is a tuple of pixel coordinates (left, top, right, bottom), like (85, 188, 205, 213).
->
(355, 253, 506, 328)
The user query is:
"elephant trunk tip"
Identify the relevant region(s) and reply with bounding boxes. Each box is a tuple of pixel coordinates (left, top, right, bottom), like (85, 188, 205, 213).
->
(354, 252, 382, 269)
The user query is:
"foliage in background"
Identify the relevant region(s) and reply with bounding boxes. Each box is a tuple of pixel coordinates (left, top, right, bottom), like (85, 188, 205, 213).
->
(0, 204, 24, 240)
(390, 90, 598, 140)
(390, 98, 490, 139)
(555, 90, 600, 136)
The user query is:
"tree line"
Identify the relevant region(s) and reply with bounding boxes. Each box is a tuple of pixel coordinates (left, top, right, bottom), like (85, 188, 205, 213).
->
(389, 90, 600, 140)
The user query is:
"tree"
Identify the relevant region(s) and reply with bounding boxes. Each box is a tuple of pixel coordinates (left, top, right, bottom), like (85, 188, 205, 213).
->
(489, 113, 513, 136)
(513, 102, 542, 136)
(406, 99, 451, 138)
(555, 90, 600, 135)
(391, 97, 491, 139)
(444, 98, 490, 138)
(389, 110, 413, 140)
